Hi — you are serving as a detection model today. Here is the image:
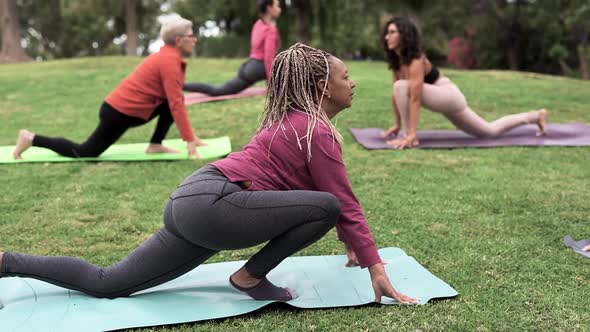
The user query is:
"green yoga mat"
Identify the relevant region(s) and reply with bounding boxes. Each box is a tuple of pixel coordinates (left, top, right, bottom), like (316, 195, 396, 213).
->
(0, 248, 458, 332)
(0, 137, 231, 163)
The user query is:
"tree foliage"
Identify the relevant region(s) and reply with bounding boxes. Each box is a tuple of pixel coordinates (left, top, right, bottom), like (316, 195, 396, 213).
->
(13, 0, 161, 59)
(2, 0, 588, 79)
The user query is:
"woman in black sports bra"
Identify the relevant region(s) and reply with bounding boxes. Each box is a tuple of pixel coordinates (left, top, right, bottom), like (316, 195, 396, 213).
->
(381, 17, 548, 149)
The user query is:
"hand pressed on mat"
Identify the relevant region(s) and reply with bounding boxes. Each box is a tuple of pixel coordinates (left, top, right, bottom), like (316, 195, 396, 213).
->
(344, 244, 359, 267)
(369, 263, 419, 305)
(386, 134, 419, 150)
(187, 138, 208, 159)
(381, 125, 400, 138)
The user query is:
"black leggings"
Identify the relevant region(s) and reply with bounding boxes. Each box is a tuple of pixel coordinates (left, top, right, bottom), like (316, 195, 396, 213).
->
(32, 101, 174, 158)
(0, 165, 340, 299)
(183, 58, 266, 96)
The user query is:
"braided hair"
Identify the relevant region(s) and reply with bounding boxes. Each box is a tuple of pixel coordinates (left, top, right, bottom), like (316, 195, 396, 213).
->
(259, 43, 342, 161)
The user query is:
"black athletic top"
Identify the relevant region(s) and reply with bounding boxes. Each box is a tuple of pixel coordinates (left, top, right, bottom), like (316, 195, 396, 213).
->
(424, 66, 440, 84)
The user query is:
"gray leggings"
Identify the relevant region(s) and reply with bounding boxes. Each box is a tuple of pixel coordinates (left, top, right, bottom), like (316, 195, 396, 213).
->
(0, 165, 340, 299)
(183, 59, 266, 96)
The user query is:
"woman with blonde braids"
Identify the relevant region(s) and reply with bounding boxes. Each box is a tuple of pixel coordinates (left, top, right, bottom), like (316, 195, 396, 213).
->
(0, 43, 417, 305)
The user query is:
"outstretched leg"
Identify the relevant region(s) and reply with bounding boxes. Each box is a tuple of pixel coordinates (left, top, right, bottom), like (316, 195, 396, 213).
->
(399, 77, 550, 138)
(18, 102, 143, 158)
(183, 59, 265, 96)
(444, 107, 548, 138)
(183, 77, 252, 96)
(0, 202, 217, 299)
(1, 166, 341, 302)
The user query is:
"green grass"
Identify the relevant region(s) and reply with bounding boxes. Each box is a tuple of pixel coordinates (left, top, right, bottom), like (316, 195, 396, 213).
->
(1, 56, 590, 331)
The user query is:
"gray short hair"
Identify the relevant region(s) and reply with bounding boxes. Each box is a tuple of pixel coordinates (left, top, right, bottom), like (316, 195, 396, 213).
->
(160, 17, 193, 45)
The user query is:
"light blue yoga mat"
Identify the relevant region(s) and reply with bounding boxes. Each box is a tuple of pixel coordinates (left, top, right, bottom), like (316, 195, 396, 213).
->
(0, 137, 231, 163)
(0, 248, 458, 332)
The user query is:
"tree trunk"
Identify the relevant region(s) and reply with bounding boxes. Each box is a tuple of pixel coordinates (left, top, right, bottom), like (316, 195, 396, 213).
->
(578, 44, 589, 80)
(507, 47, 519, 71)
(558, 59, 574, 77)
(125, 0, 138, 56)
(293, 0, 311, 44)
(0, 0, 31, 63)
(506, 1, 522, 71)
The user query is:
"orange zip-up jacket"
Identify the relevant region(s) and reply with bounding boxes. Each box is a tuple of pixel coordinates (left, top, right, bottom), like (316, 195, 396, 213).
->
(105, 44, 195, 142)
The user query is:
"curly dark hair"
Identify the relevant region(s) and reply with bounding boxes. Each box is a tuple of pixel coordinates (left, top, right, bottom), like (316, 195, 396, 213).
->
(382, 17, 423, 71)
(257, 0, 274, 14)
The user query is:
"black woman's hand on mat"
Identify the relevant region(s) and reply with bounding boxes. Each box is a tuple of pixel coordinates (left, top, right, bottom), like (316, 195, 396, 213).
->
(344, 244, 359, 267)
(381, 125, 400, 138)
(187, 139, 207, 159)
(369, 263, 419, 304)
(386, 134, 419, 150)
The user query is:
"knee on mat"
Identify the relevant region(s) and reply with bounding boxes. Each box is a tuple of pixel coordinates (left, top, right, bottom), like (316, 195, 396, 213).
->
(88, 285, 132, 299)
(207, 90, 226, 97)
(462, 127, 497, 139)
(77, 147, 103, 158)
(473, 131, 497, 139)
(83, 270, 135, 299)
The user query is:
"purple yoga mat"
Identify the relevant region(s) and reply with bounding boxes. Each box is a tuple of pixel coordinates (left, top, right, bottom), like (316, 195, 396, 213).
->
(349, 123, 590, 149)
(563, 236, 590, 259)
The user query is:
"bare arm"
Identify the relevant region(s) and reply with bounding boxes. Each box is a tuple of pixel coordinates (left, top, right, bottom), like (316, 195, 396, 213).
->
(307, 131, 417, 304)
(386, 59, 424, 149)
(405, 58, 425, 139)
(382, 71, 402, 138)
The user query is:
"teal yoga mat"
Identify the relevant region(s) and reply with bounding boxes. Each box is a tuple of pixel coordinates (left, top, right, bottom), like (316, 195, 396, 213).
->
(0, 248, 458, 332)
(0, 137, 231, 163)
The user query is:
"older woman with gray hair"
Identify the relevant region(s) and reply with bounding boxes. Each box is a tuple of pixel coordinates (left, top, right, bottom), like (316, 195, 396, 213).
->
(13, 16, 206, 160)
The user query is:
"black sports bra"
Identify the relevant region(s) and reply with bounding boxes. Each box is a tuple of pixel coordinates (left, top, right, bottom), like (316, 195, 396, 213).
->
(424, 66, 440, 84)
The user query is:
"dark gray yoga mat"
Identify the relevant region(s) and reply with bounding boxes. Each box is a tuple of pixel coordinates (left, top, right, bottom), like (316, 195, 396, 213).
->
(350, 123, 590, 149)
(563, 236, 590, 259)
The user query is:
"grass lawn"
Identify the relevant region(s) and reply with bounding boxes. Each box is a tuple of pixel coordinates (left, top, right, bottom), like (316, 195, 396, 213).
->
(1, 56, 589, 331)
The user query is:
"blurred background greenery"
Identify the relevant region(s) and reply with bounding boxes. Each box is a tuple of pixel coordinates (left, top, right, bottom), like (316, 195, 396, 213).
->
(1, 0, 589, 79)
